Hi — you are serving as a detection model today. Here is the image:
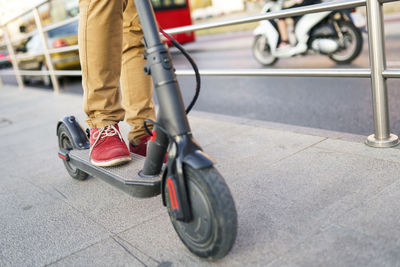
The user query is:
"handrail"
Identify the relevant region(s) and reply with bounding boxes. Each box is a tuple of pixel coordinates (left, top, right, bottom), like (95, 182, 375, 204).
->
(176, 68, 372, 78)
(2, 68, 399, 78)
(0, 68, 374, 78)
(15, 51, 45, 60)
(383, 70, 400, 78)
(166, 0, 366, 35)
(8, 17, 78, 45)
(14, 44, 79, 60)
(42, 16, 78, 33)
(48, 44, 79, 54)
(380, 0, 400, 3)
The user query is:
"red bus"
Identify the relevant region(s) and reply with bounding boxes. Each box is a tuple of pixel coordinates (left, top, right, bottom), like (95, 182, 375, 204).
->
(151, 0, 195, 44)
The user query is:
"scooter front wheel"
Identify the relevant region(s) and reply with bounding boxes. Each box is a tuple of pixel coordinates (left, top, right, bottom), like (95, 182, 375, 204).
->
(165, 165, 237, 260)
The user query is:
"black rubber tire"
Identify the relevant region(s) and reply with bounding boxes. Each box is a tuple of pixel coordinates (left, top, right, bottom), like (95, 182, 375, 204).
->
(252, 34, 278, 66)
(165, 165, 237, 260)
(22, 76, 30, 84)
(57, 123, 88, 181)
(329, 20, 363, 64)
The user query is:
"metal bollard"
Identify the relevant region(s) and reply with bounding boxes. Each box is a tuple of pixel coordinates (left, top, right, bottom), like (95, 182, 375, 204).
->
(365, 0, 399, 147)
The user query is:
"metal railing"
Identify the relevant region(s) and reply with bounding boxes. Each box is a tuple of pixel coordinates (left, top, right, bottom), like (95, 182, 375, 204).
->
(0, 0, 399, 148)
(0, 0, 79, 93)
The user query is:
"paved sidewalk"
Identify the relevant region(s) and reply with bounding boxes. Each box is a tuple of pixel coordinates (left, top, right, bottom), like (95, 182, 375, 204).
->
(1, 85, 400, 266)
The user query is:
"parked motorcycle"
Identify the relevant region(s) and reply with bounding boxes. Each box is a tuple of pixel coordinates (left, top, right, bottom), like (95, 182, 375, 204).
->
(252, 1, 364, 66)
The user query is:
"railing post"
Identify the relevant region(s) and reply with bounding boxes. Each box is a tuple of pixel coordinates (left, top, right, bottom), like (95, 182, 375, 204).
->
(2, 25, 24, 89)
(33, 7, 61, 94)
(365, 0, 399, 147)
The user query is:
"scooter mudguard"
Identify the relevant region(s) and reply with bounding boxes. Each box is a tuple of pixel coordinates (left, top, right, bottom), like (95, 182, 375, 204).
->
(183, 150, 214, 170)
(161, 135, 215, 221)
(57, 116, 90, 150)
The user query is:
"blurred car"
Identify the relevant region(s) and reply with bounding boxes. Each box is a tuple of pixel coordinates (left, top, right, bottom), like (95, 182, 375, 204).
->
(16, 21, 80, 85)
(0, 49, 12, 68)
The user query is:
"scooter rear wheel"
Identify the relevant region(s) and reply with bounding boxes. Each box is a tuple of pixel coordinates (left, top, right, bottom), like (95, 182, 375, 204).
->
(57, 123, 89, 180)
(165, 165, 237, 260)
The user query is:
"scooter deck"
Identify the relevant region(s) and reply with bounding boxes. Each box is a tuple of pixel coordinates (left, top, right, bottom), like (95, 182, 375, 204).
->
(69, 149, 162, 198)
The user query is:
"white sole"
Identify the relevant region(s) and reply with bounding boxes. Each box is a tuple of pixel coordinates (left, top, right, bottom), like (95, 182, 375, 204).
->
(90, 156, 131, 167)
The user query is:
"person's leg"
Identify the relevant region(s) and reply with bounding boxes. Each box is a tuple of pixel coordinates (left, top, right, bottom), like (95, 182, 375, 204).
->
(79, 0, 125, 128)
(277, 19, 290, 47)
(121, 0, 156, 149)
(79, 0, 131, 166)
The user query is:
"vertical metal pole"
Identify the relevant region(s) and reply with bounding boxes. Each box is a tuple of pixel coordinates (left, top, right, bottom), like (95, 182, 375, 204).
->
(2, 25, 24, 89)
(33, 7, 61, 94)
(365, 0, 398, 147)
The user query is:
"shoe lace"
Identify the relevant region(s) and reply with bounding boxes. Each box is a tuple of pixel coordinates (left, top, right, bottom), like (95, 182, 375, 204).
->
(90, 125, 123, 155)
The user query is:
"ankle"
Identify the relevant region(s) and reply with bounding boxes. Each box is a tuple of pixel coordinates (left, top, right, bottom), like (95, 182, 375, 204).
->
(130, 135, 151, 147)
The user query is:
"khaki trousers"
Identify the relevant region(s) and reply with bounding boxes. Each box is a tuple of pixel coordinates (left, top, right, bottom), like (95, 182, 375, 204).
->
(78, 0, 155, 145)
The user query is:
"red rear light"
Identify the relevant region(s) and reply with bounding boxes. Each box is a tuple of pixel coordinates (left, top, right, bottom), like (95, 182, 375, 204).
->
(7, 54, 12, 62)
(0, 53, 4, 60)
(53, 39, 68, 48)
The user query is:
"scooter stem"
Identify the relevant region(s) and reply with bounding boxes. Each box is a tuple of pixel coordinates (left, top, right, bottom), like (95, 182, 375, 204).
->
(134, 0, 191, 176)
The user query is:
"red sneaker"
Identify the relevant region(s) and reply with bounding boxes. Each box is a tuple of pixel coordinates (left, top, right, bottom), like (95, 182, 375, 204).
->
(129, 135, 168, 163)
(90, 124, 131, 167)
(129, 135, 151, 157)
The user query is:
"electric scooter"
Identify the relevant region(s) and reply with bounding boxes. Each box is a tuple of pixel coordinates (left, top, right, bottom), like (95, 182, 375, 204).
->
(56, 0, 237, 260)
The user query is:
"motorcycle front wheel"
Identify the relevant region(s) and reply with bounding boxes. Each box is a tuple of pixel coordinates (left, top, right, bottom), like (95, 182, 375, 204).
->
(329, 20, 363, 64)
(252, 35, 278, 66)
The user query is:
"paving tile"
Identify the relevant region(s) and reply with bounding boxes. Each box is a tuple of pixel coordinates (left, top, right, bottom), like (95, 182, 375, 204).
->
(49, 237, 151, 267)
(190, 115, 325, 157)
(316, 138, 400, 163)
(268, 225, 400, 267)
(0, 255, 12, 267)
(189, 115, 325, 185)
(117, 213, 217, 266)
(47, 175, 166, 234)
(117, 212, 265, 267)
(230, 146, 400, 261)
(333, 179, 400, 242)
(0, 145, 65, 186)
(0, 182, 110, 266)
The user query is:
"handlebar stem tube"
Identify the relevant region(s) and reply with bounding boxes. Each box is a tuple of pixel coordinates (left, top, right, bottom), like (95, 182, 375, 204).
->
(135, 0, 192, 175)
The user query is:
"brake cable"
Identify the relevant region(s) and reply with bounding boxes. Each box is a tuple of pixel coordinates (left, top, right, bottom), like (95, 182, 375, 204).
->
(159, 27, 201, 115)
